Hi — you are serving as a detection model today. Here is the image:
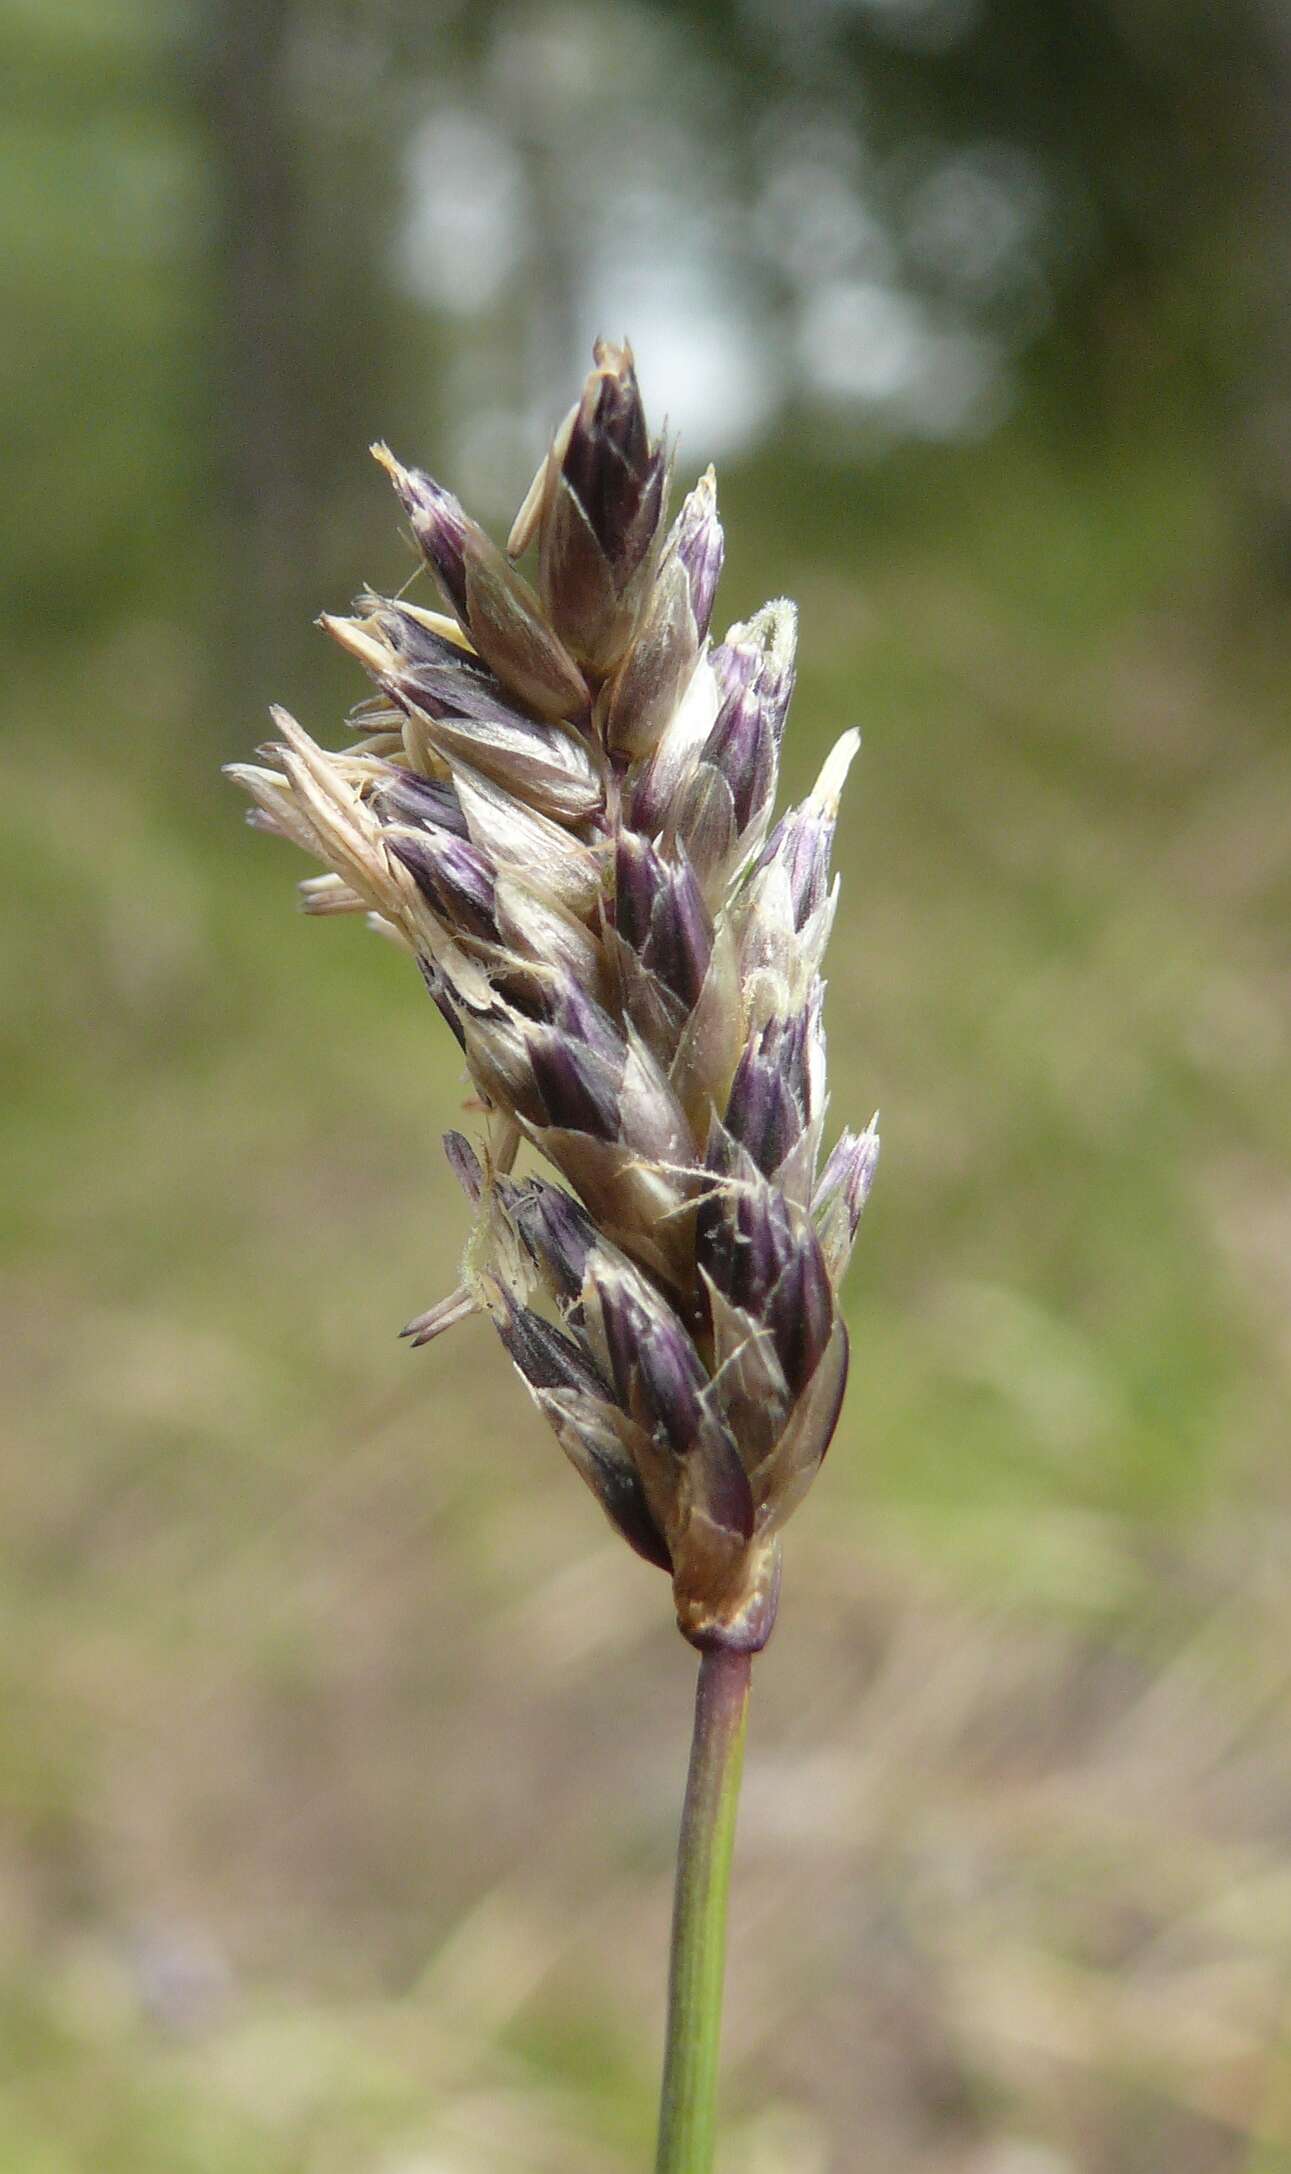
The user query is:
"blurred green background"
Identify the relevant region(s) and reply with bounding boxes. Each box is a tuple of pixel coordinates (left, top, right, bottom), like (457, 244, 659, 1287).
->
(5, 1, 1291, 2168)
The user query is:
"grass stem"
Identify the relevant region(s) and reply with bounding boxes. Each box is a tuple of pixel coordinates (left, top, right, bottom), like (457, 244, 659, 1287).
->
(654, 1645, 751, 2174)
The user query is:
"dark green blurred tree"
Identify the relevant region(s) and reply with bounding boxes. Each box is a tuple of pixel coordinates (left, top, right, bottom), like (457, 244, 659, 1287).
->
(5, 0, 1284, 721)
(662, 0, 1268, 423)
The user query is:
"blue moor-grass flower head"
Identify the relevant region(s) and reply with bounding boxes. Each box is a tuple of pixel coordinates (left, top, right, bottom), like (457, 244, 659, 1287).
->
(227, 337, 877, 1654)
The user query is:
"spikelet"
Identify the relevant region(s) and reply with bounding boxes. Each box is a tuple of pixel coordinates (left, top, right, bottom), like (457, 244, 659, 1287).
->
(227, 338, 878, 1653)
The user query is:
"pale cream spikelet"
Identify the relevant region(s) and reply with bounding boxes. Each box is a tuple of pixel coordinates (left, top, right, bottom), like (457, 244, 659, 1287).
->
(228, 337, 877, 1653)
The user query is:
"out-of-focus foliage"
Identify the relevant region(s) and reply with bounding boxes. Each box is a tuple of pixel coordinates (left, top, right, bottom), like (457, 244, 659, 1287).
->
(4, 1, 1291, 2169)
(9, 0, 1283, 684)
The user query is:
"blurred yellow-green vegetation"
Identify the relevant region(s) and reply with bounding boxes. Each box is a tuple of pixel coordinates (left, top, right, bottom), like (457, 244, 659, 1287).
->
(5, 1, 1291, 2169)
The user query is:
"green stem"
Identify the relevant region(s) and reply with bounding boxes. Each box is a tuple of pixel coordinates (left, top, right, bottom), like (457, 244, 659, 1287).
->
(654, 1645, 752, 2174)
